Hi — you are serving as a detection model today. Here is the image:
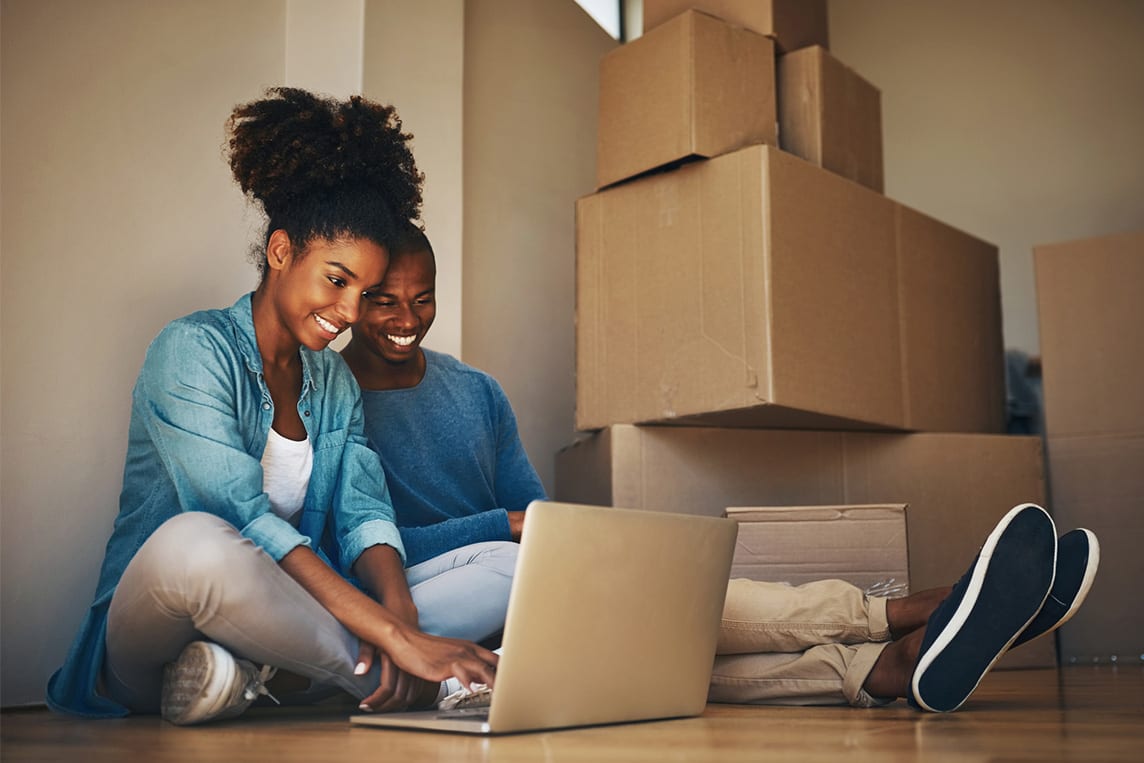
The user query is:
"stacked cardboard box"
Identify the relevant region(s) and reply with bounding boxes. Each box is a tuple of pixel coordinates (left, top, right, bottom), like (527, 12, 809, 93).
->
(1034, 230, 1144, 664)
(559, 1, 1053, 669)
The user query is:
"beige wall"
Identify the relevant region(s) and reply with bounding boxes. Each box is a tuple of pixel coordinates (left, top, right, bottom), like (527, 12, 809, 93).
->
(1, 0, 287, 706)
(462, 0, 616, 493)
(1, 0, 610, 707)
(363, 0, 465, 359)
(828, 0, 1144, 353)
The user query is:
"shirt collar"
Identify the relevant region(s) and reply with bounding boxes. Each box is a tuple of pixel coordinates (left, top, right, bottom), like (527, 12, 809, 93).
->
(227, 292, 319, 395)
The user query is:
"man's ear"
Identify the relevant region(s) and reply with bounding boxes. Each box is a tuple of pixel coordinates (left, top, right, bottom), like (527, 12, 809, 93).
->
(266, 229, 293, 272)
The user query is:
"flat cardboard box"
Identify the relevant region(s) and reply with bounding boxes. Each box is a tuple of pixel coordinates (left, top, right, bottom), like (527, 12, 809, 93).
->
(727, 504, 909, 593)
(576, 144, 1004, 433)
(643, 0, 828, 53)
(1043, 434, 1143, 663)
(597, 10, 776, 190)
(1034, 230, 1144, 436)
(555, 425, 1054, 668)
(778, 45, 883, 192)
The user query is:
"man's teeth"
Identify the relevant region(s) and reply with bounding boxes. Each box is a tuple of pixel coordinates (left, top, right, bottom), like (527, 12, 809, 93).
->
(315, 315, 339, 334)
(388, 334, 416, 347)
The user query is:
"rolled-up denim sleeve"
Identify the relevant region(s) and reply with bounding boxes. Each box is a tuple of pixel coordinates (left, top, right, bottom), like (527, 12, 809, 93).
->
(244, 512, 311, 561)
(140, 321, 310, 561)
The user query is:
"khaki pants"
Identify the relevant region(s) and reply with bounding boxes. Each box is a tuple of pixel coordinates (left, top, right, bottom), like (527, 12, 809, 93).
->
(710, 578, 892, 708)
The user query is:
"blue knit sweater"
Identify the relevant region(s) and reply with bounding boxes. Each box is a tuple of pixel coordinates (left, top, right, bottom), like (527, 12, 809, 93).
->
(358, 350, 546, 565)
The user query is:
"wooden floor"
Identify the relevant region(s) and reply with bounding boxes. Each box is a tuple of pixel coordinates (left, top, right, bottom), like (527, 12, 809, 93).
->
(3, 666, 1142, 762)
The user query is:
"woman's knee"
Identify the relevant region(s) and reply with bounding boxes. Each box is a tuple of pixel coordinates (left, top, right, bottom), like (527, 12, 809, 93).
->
(132, 512, 258, 583)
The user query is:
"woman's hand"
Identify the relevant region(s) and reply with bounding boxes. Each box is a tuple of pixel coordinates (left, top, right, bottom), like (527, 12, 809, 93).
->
(354, 627, 498, 713)
(280, 545, 498, 713)
(355, 641, 439, 712)
(354, 597, 434, 713)
(384, 625, 500, 690)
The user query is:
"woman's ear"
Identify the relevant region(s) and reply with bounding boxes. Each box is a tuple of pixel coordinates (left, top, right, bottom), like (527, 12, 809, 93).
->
(266, 229, 293, 272)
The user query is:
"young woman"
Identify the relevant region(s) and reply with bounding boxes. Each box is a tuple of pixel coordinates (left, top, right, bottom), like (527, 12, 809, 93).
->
(46, 88, 497, 725)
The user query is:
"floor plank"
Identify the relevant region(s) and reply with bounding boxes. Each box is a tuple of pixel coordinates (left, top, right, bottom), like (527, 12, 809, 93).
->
(3, 666, 1142, 762)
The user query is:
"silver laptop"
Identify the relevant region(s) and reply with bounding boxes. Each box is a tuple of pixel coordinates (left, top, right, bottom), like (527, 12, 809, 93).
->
(351, 500, 737, 735)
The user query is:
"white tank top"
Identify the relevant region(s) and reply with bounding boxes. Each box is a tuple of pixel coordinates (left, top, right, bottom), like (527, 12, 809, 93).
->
(261, 428, 313, 525)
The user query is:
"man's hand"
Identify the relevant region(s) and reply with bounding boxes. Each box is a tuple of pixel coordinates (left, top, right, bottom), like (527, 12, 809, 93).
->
(507, 510, 526, 542)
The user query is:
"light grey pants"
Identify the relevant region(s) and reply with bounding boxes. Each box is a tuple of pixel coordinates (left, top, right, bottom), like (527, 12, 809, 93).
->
(710, 578, 893, 708)
(103, 512, 516, 713)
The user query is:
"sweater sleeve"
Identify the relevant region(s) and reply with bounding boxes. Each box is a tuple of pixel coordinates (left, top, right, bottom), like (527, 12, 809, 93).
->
(400, 509, 513, 567)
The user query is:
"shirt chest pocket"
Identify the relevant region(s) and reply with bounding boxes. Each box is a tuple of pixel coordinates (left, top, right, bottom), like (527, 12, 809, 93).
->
(307, 427, 349, 500)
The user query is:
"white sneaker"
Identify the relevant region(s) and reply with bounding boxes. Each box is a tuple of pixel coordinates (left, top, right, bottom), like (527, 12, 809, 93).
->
(160, 641, 278, 725)
(438, 683, 492, 711)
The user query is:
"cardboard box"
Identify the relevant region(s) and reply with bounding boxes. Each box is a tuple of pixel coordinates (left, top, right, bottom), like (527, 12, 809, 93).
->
(1034, 230, 1144, 663)
(897, 204, 1005, 431)
(555, 425, 1055, 668)
(727, 504, 909, 593)
(1034, 230, 1144, 436)
(643, 0, 828, 53)
(777, 45, 883, 192)
(576, 145, 1004, 433)
(597, 10, 776, 190)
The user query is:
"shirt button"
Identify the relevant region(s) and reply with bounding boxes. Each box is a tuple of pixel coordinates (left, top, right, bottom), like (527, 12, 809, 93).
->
(262, 402, 271, 410)
(304, 411, 311, 417)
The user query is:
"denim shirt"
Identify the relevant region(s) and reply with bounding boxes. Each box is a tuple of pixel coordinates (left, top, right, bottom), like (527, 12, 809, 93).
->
(46, 293, 405, 717)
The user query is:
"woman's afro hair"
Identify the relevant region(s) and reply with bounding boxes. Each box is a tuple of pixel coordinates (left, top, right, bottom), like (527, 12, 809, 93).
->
(225, 87, 424, 256)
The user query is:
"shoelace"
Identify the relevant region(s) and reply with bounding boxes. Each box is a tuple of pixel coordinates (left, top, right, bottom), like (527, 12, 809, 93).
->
(243, 665, 281, 705)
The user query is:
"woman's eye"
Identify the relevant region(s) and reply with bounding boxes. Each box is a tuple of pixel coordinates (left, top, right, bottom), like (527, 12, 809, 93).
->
(328, 276, 346, 288)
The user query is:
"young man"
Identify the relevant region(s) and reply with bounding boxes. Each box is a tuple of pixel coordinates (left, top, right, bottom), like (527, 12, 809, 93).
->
(343, 224, 1099, 712)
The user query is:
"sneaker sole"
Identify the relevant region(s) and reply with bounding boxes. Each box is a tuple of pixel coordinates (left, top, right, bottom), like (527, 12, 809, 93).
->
(161, 642, 237, 726)
(1020, 528, 1100, 643)
(911, 503, 1056, 713)
(1050, 529, 1099, 629)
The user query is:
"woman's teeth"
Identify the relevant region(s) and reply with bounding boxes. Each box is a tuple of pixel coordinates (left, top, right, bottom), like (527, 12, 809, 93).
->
(315, 315, 339, 334)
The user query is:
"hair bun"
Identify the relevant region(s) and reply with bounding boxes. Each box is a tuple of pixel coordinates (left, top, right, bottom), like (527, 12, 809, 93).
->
(226, 87, 423, 226)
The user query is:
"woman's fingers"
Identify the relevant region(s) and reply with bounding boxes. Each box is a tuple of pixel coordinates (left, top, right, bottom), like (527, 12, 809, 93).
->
(450, 652, 498, 691)
(360, 652, 399, 712)
(360, 653, 430, 713)
(354, 641, 375, 676)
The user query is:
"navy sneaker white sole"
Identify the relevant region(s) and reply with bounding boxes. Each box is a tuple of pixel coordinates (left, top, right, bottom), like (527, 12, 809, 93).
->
(909, 503, 1057, 713)
(1013, 528, 1099, 648)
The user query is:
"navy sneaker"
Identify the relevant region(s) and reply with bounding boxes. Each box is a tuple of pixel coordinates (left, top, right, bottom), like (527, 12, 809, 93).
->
(909, 503, 1057, 713)
(1012, 528, 1099, 648)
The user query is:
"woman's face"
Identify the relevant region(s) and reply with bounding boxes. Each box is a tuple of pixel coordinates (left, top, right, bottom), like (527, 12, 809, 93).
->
(354, 248, 437, 366)
(271, 234, 389, 352)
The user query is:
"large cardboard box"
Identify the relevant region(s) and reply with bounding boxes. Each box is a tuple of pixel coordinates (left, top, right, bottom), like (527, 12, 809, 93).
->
(643, 0, 828, 53)
(1034, 230, 1144, 437)
(576, 145, 1004, 433)
(778, 45, 883, 192)
(728, 504, 909, 593)
(597, 10, 776, 190)
(1034, 230, 1144, 663)
(555, 425, 1055, 668)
